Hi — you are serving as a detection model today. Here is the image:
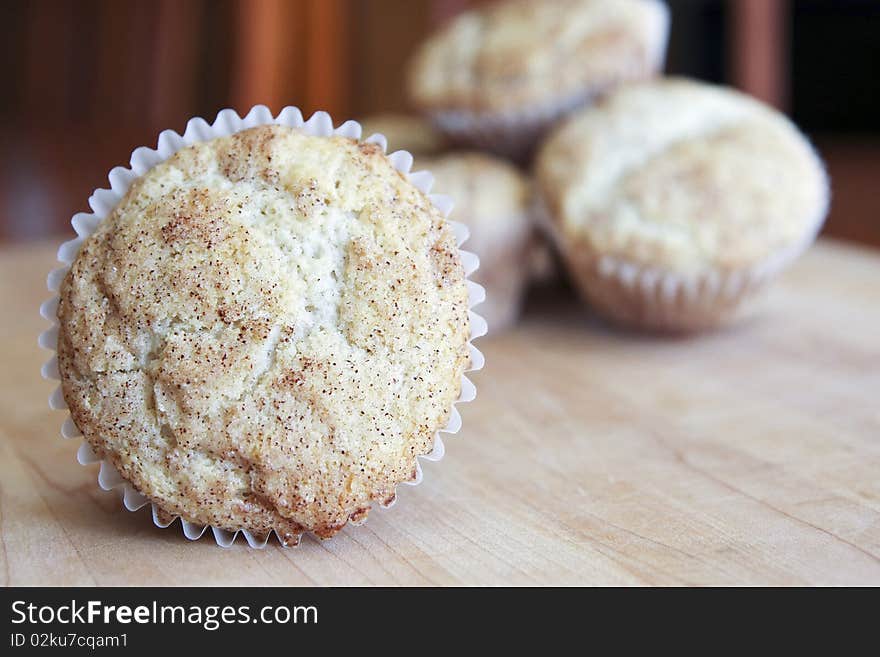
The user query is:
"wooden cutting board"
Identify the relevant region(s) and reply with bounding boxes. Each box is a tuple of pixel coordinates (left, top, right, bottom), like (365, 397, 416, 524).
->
(1, 239, 878, 586)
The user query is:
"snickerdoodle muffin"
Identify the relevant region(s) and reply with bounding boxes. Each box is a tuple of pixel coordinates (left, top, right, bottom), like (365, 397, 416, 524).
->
(422, 152, 533, 331)
(56, 124, 471, 544)
(535, 78, 829, 331)
(408, 0, 669, 160)
(359, 113, 445, 156)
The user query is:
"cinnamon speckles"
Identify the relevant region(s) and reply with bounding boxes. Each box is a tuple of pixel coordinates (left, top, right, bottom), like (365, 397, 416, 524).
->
(159, 188, 227, 248)
(56, 124, 470, 542)
(219, 126, 281, 184)
(430, 240, 462, 287)
(358, 141, 383, 158)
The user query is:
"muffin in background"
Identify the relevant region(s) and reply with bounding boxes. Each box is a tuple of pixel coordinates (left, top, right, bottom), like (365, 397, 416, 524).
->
(535, 77, 829, 332)
(408, 0, 669, 161)
(359, 113, 446, 156)
(422, 152, 533, 331)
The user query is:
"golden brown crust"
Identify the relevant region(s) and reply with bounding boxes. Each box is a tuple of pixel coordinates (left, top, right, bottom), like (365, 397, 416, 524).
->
(57, 125, 470, 542)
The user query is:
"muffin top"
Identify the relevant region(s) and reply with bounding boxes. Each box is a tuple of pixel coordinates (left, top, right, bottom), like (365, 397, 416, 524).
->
(408, 0, 669, 114)
(420, 152, 532, 264)
(57, 125, 470, 543)
(359, 113, 445, 156)
(536, 78, 829, 274)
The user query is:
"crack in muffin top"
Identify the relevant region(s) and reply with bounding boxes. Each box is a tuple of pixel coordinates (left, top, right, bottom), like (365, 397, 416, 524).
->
(56, 124, 471, 543)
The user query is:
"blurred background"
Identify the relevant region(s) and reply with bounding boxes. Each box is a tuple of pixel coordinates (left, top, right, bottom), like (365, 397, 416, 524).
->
(1, 0, 877, 246)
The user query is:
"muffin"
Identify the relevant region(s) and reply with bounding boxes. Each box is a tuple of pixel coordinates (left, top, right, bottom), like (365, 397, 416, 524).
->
(421, 152, 533, 331)
(407, 0, 669, 161)
(535, 78, 830, 331)
(359, 113, 445, 156)
(53, 120, 475, 545)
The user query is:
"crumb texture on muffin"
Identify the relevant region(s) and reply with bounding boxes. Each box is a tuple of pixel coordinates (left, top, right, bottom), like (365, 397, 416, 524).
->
(56, 125, 470, 542)
(409, 0, 669, 113)
(537, 78, 829, 274)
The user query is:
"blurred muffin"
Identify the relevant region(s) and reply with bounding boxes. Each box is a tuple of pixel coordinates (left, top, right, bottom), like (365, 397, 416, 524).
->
(56, 124, 471, 544)
(408, 0, 669, 161)
(359, 113, 445, 156)
(422, 152, 532, 331)
(535, 78, 829, 331)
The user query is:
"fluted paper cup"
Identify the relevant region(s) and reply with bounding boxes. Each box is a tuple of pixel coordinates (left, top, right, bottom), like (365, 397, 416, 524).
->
(533, 193, 828, 332)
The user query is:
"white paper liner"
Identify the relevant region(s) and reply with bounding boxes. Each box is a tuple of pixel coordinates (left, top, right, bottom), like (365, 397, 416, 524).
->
(39, 105, 486, 548)
(428, 87, 599, 162)
(533, 191, 828, 331)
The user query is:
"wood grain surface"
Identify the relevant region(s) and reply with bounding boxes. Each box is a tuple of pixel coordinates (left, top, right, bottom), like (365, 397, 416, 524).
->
(1, 239, 879, 586)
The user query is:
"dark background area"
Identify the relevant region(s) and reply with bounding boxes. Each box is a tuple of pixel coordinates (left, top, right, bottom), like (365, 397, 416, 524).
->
(1, 0, 878, 246)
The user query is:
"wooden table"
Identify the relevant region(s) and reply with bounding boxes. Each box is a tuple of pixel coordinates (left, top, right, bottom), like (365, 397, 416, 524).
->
(2, 239, 879, 586)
